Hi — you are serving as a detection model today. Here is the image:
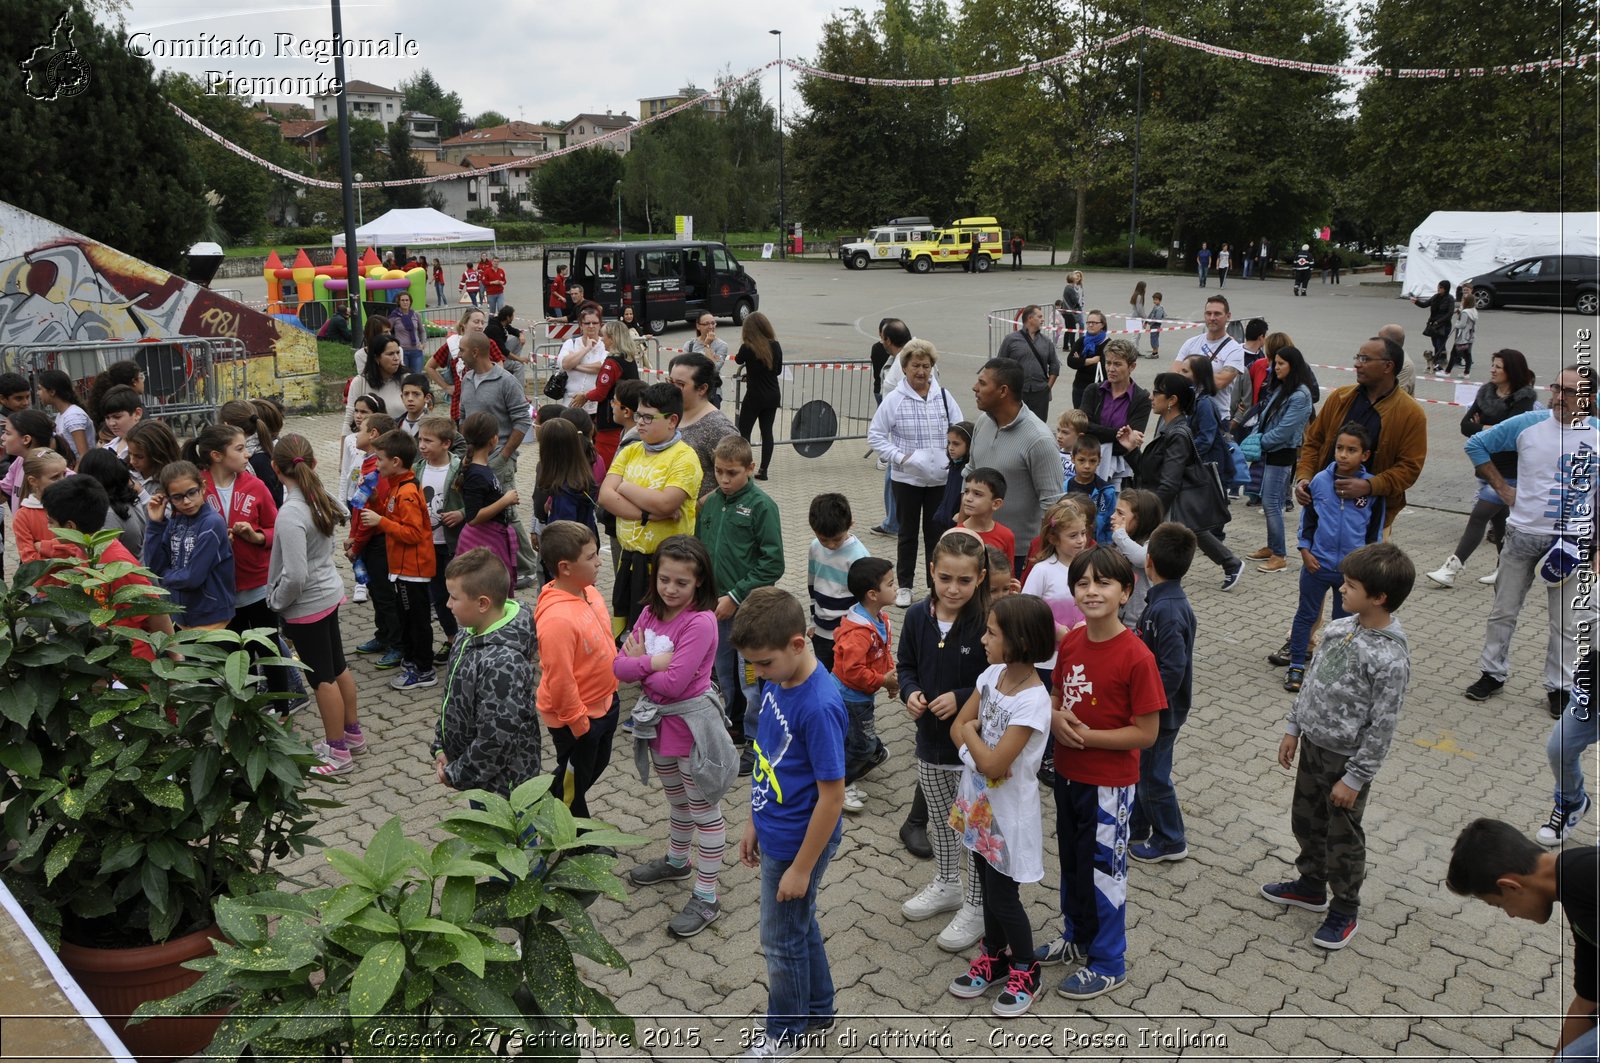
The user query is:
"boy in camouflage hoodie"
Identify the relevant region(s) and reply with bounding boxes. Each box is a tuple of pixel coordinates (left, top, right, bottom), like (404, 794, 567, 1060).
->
(1260, 542, 1415, 951)
(432, 549, 540, 797)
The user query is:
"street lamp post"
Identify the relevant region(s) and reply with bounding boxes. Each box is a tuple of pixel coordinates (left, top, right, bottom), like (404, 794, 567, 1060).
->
(354, 172, 365, 228)
(770, 29, 785, 261)
(331, 0, 361, 343)
(615, 179, 623, 238)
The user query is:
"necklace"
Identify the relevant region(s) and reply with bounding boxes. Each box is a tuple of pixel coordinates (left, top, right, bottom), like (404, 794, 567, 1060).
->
(996, 668, 1031, 697)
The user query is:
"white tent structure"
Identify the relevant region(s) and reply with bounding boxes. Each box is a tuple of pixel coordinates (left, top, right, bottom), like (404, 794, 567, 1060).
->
(1399, 211, 1600, 298)
(331, 208, 496, 248)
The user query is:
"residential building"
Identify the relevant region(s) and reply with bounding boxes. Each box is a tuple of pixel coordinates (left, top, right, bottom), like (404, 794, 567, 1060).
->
(638, 86, 728, 120)
(439, 121, 563, 163)
(426, 157, 541, 221)
(275, 119, 329, 165)
(310, 79, 403, 129)
(562, 112, 635, 154)
(403, 111, 443, 152)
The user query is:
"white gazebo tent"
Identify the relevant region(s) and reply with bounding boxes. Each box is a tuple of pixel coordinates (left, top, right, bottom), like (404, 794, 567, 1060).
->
(331, 208, 496, 248)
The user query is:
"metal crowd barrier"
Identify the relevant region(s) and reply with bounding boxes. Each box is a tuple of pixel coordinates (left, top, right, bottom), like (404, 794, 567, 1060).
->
(729, 358, 877, 458)
(1, 336, 251, 439)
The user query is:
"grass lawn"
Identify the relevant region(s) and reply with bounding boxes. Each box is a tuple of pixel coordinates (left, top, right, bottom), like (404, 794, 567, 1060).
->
(318, 339, 355, 382)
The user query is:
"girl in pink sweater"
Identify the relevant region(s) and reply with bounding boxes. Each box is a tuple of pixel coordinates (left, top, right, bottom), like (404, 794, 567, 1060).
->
(613, 534, 735, 939)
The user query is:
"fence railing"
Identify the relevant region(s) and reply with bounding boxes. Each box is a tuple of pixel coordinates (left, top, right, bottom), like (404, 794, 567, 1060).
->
(729, 358, 877, 457)
(1, 337, 251, 439)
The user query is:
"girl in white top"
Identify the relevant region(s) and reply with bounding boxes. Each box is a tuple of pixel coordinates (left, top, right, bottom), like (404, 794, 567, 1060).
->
(36, 369, 92, 466)
(946, 594, 1055, 1017)
(1021, 496, 1091, 668)
(558, 306, 609, 413)
(1128, 281, 1147, 352)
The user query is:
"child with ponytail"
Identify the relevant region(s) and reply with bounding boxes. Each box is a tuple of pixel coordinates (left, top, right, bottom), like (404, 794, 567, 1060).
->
(268, 435, 362, 775)
(218, 399, 284, 505)
(36, 369, 92, 465)
(14, 449, 72, 562)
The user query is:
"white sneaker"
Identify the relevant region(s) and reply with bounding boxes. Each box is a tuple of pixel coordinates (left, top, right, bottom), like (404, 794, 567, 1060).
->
(352, 583, 369, 603)
(1478, 566, 1499, 585)
(901, 879, 963, 921)
(1537, 794, 1591, 846)
(841, 784, 865, 814)
(937, 903, 986, 952)
(894, 587, 912, 608)
(1426, 555, 1463, 588)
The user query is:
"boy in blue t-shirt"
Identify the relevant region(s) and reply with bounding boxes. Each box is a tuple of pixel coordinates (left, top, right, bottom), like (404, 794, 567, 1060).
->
(733, 587, 848, 1058)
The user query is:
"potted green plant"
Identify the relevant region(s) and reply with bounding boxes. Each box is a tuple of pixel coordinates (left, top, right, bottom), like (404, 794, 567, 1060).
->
(132, 777, 642, 1060)
(0, 531, 324, 1060)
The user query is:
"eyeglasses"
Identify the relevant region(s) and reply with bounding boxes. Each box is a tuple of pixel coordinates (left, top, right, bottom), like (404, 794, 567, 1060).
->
(171, 487, 205, 502)
(635, 413, 662, 426)
(1550, 384, 1583, 397)
(1353, 355, 1383, 365)
(581, 319, 600, 326)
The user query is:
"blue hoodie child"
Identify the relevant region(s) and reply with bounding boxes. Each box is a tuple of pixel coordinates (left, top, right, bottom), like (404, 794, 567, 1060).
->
(142, 501, 236, 627)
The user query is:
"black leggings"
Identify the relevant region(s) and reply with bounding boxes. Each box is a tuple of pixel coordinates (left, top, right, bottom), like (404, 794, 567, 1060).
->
(737, 399, 780, 474)
(551, 696, 620, 819)
(891, 481, 944, 590)
(230, 597, 294, 696)
(977, 857, 1033, 963)
(427, 543, 460, 640)
(283, 610, 347, 688)
(1453, 498, 1509, 562)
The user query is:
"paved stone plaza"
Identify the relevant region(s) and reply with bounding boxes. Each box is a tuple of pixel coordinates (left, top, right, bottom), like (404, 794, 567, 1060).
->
(41, 264, 1600, 1059)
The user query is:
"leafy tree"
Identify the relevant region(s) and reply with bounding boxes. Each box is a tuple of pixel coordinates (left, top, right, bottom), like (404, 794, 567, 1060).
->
(160, 73, 309, 245)
(533, 147, 625, 233)
(385, 120, 427, 209)
(5, 1, 204, 269)
(470, 110, 511, 130)
(1347, 0, 1597, 245)
(399, 69, 467, 136)
(788, 0, 975, 229)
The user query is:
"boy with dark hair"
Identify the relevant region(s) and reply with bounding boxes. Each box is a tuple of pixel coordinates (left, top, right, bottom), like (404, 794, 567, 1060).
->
(598, 381, 702, 635)
(956, 468, 1015, 559)
(1129, 522, 1198, 864)
(97, 385, 144, 461)
(806, 492, 870, 672)
(362, 429, 437, 691)
(1064, 437, 1117, 543)
(1037, 545, 1163, 999)
(534, 521, 620, 819)
(1448, 819, 1597, 1061)
(833, 555, 898, 813)
(398, 373, 432, 437)
(432, 548, 540, 795)
(600, 378, 647, 565)
(1285, 422, 1385, 692)
(732, 586, 847, 1060)
(41, 477, 173, 661)
(1262, 541, 1413, 950)
(697, 433, 785, 762)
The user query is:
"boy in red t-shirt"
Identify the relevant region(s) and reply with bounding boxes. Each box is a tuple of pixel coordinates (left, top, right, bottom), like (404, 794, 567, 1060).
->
(955, 467, 1015, 560)
(41, 477, 173, 661)
(1035, 544, 1162, 1001)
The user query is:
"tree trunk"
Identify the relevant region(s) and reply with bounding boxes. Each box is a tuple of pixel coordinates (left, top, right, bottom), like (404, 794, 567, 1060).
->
(1069, 180, 1088, 266)
(1168, 211, 1185, 272)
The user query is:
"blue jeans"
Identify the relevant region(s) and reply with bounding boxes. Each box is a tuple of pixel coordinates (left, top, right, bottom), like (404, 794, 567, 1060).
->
(1261, 463, 1293, 558)
(1549, 687, 1599, 812)
(487, 293, 504, 314)
(1291, 566, 1348, 669)
(402, 347, 425, 375)
(759, 835, 839, 1043)
(881, 468, 899, 533)
(843, 695, 881, 783)
(1129, 727, 1184, 848)
(1556, 1026, 1598, 1061)
(716, 616, 757, 738)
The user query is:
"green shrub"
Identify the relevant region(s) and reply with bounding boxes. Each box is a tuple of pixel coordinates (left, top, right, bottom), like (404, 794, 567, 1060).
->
(1081, 236, 1167, 269)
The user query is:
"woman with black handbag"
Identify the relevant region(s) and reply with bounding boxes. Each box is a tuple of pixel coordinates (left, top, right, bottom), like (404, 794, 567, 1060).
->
(1413, 280, 1455, 372)
(1135, 373, 1244, 591)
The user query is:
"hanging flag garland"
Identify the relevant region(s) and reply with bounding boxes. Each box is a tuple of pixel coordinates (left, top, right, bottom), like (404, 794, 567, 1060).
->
(166, 28, 1597, 190)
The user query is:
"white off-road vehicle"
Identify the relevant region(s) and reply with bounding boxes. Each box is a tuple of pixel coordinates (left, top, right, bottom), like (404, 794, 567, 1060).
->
(838, 217, 935, 270)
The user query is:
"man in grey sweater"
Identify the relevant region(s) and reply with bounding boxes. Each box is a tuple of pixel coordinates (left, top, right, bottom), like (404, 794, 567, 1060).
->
(458, 333, 537, 585)
(969, 357, 1065, 575)
(995, 304, 1060, 422)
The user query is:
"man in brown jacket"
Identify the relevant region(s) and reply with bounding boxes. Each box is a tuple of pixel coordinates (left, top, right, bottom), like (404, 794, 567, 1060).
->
(1294, 336, 1428, 533)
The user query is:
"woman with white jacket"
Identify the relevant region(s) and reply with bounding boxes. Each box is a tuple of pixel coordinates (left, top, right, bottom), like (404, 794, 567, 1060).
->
(868, 339, 963, 607)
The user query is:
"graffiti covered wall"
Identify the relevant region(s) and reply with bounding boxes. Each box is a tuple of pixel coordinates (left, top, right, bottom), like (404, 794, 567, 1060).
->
(0, 200, 320, 407)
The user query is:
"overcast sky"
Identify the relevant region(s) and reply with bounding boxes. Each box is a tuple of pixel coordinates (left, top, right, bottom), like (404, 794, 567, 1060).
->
(111, 1, 840, 124)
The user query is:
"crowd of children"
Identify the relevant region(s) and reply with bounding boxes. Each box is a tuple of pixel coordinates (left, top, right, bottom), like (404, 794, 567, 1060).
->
(23, 310, 1575, 1063)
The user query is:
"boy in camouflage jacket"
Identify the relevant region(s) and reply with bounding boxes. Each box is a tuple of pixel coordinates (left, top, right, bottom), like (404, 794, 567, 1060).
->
(1260, 542, 1415, 952)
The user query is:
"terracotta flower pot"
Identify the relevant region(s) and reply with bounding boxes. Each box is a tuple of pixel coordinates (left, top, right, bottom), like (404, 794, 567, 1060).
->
(58, 924, 227, 1063)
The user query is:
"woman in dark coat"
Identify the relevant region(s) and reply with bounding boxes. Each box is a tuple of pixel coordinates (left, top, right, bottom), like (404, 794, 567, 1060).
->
(734, 311, 784, 479)
(1077, 338, 1151, 488)
(1135, 373, 1243, 590)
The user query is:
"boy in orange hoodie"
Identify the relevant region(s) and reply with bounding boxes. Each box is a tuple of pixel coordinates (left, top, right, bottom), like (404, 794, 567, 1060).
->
(534, 519, 620, 818)
(834, 555, 899, 813)
(362, 430, 437, 691)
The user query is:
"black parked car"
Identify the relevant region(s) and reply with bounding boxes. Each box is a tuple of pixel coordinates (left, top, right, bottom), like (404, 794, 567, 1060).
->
(1466, 254, 1599, 315)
